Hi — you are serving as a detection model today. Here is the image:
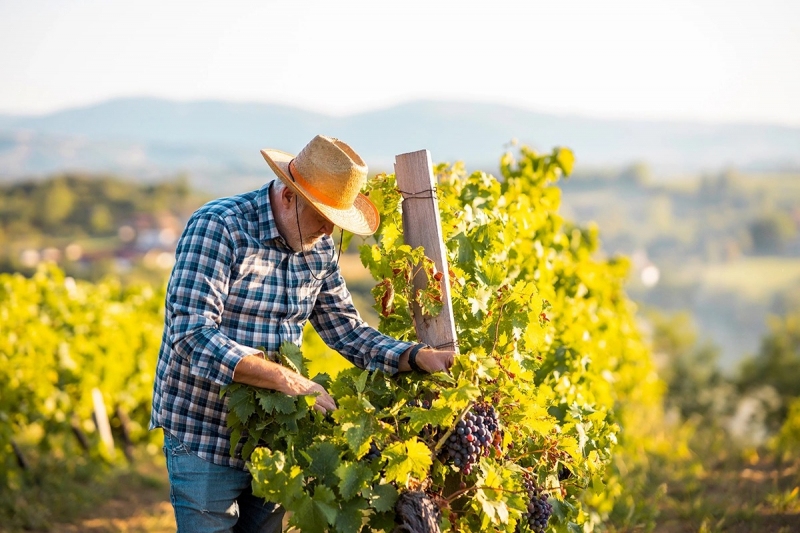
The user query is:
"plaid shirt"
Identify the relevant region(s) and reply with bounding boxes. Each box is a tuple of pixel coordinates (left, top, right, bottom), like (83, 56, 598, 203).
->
(150, 181, 413, 469)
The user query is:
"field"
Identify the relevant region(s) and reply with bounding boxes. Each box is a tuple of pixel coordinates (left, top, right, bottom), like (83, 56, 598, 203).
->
(697, 257, 800, 303)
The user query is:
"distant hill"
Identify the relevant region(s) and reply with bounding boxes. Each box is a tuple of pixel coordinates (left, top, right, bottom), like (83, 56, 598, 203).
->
(1, 98, 798, 193)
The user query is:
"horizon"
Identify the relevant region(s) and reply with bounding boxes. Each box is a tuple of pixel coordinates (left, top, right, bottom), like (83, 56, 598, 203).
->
(4, 95, 800, 130)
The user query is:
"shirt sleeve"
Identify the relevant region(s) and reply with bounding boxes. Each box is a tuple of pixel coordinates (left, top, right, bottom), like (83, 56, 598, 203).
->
(166, 212, 262, 385)
(309, 266, 413, 375)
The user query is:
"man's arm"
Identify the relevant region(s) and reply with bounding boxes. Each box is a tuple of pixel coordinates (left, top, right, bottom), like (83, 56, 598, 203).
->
(232, 355, 337, 414)
(170, 212, 332, 410)
(309, 265, 455, 374)
(168, 212, 263, 385)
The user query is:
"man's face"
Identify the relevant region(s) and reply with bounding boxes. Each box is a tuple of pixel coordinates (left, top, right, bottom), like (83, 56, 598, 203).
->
(280, 193, 335, 252)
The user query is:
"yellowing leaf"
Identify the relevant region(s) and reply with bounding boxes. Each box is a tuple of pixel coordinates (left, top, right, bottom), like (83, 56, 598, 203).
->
(382, 438, 432, 487)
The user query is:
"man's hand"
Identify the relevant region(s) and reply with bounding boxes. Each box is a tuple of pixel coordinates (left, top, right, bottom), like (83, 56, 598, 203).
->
(232, 354, 337, 414)
(399, 346, 456, 373)
(276, 369, 337, 414)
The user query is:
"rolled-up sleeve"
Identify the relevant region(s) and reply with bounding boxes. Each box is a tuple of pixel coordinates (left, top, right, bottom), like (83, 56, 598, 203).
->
(310, 267, 413, 375)
(167, 213, 262, 385)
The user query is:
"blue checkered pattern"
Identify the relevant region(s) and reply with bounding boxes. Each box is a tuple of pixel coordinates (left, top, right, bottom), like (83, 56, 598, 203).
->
(150, 181, 413, 469)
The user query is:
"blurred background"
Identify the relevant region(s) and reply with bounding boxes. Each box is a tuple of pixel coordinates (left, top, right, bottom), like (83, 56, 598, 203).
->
(1, 0, 798, 531)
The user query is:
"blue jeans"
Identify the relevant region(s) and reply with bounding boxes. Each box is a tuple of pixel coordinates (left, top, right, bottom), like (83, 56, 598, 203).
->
(163, 431, 285, 533)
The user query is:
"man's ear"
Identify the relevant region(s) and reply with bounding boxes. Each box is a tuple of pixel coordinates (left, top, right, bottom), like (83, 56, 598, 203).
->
(280, 186, 295, 208)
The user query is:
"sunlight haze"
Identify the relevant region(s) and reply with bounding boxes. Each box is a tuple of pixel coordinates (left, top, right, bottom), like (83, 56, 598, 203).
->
(1, 0, 799, 124)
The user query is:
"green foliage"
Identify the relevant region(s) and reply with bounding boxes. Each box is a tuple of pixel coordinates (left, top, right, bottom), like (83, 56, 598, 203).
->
(0, 264, 165, 495)
(772, 397, 800, 455)
(231, 145, 665, 531)
(749, 212, 796, 254)
(0, 174, 194, 239)
(737, 313, 800, 427)
(648, 310, 727, 419)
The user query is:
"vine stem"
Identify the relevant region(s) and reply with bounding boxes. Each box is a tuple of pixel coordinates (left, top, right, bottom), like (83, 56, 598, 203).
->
(433, 400, 476, 454)
(445, 484, 529, 504)
(490, 302, 506, 357)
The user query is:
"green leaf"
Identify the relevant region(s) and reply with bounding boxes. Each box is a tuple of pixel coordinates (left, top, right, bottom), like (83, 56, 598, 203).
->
(311, 372, 332, 389)
(336, 461, 374, 500)
(249, 449, 305, 506)
(355, 369, 369, 394)
(342, 418, 374, 459)
(335, 498, 368, 533)
(227, 385, 255, 425)
(256, 390, 296, 415)
(556, 147, 575, 175)
(291, 486, 338, 531)
(229, 426, 242, 458)
(440, 381, 481, 405)
(416, 287, 444, 317)
(367, 482, 398, 513)
(279, 341, 306, 377)
(306, 441, 341, 486)
(241, 427, 264, 461)
(406, 405, 453, 433)
(382, 437, 433, 487)
(453, 232, 475, 264)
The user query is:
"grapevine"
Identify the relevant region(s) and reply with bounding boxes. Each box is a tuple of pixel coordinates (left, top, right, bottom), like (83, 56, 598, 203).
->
(229, 144, 664, 532)
(519, 473, 553, 533)
(0, 265, 165, 494)
(441, 402, 501, 475)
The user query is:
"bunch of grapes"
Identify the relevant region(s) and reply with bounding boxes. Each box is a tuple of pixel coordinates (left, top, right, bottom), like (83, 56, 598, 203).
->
(406, 399, 431, 409)
(441, 402, 501, 475)
(364, 441, 381, 462)
(519, 473, 552, 533)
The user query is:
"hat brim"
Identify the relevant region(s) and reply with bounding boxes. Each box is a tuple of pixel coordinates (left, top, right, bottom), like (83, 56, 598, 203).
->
(261, 148, 379, 236)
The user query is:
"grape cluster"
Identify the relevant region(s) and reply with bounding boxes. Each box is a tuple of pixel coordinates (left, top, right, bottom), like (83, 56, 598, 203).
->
(442, 402, 501, 475)
(519, 474, 552, 533)
(406, 399, 431, 409)
(364, 441, 381, 461)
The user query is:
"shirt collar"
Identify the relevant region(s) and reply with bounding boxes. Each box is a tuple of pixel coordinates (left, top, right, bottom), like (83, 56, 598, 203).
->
(257, 181, 282, 243)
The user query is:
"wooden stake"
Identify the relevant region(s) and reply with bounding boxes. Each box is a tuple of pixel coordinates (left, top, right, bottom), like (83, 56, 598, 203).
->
(115, 405, 135, 463)
(71, 416, 91, 452)
(92, 388, 116, 460)
(394, 150, 458, 352)
(394, 149, 452, 533)
(10, 439, 29, 470)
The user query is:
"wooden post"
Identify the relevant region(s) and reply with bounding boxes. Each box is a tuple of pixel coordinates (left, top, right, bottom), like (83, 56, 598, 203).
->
(393, 149, 456, 533)
(394, 150, 458, 353)
(92, 388, 116, 460)
(115, 405, 136, 463)
(10, 439, 29, 470)
(71, 416, 91, 452)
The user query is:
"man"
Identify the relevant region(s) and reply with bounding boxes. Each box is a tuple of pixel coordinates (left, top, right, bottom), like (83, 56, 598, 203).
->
(150, 135, 455, 533)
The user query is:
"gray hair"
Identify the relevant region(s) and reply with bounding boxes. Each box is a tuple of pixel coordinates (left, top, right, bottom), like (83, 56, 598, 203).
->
(271, 178, 287, 193)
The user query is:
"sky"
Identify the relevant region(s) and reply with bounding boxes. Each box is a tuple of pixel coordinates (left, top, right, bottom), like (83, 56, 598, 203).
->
(1, 0, 799, 125)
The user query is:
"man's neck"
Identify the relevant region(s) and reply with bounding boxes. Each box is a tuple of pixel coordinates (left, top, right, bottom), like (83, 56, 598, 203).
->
(269, 183, 290, 244)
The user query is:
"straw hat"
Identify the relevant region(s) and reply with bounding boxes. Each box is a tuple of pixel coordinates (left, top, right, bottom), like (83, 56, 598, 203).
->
(260, 135, 379, 236)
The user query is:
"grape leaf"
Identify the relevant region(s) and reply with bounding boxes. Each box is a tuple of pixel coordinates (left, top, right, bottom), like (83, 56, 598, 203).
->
(366, 482, 398, 513)
(306, 442, 340, 486)
(406, 405, 453, 432)
(278, 341, 306, 377)
(382, 437, 433, 486)
(227, 385, 255, 425)
(256, 390, 296, 415)
(291, 486, 338, 531)
(335, 498, 368, 533)
(335, 461, 374, 500)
